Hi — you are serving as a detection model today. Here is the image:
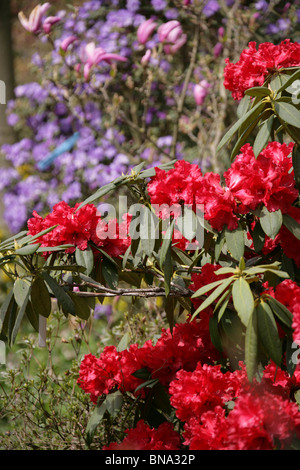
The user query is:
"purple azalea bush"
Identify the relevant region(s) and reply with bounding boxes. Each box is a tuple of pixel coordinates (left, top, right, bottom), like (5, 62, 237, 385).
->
(1, 0, 300, 233)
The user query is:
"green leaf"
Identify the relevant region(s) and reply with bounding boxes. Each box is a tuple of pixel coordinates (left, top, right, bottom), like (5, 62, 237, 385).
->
(217, 100, 267, 152)
(282, 213, 300, 241)
(0, 230, 28, 251)
(11, 288, 31, 345)
(69, 293, 91, 320)
(13, 278, 31, 308)
(244, 86, 272, 98)
(159, 219, 175, 268)
(163, 243, 173, 298)
(251, 221, 265, 252)
(275, 67, 300, 94)
(25, 301, 39, 332)
(245, 307, 259, 382)
(209, 315, 223, 352)
(31, 276, 52, 318)
(105, 391, 123, 418)
(259, 206, 282, 239)
(0, 290, 14, 332)
(232, 277, 254, 326)
(117, 331, 131, 352)
(15, 244, 40, 256)
(77, 182, 117, 210)
(236, 95, 251, 119)
(265, 295, 293, 329)
(41, 272, 76, 316)
(214, 229, 225, 262)
(292, 145, 300, 190)
(253, 115, 274, 157)
(85, 401, 107, 446)
(257, 301, 282, 366)
(230, 109, 266, 161)
(274, 101, 300, 129)
(75, 246, 94, 275)
(191, 278, 229, 298)
(225, 225, 245, 261)
(191, 276, 234, 320)
(101, 257, 118, 289)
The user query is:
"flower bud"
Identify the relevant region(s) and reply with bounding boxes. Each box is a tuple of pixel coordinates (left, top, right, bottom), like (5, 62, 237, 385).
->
(193, 80, 210, 106)
(137, 18, 157, 45)
(158, 20, 187, 55)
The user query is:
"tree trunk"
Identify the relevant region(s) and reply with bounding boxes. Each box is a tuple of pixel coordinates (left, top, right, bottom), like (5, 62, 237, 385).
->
(0, 0, 15, 147)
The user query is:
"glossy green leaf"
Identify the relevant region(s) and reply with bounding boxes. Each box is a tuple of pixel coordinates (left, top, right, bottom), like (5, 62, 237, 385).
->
(292, 145, 300, 190)
(31, 276, 52, 318)
(85, 401, 107, 446)
(274, 101, 300, 129)
(282, 213, 300, 241)
(209, 315, 223, 352)
(41, 272, 76, 316)
(265, 295, 293, 329)
(105, 391, 123, 418)
(69, 293, 91, 320)
(245, 307, 259, 382)
(251, 221, 265, 252)
(191, 276, 234, 319)
(0, 290, 14, 332)
(253, 115, 274, 157)
(191, 278, 229, 299)
(11, 288, 31, 345)
(225, 225, 245, 261)
(217, 100, 267, 152)
(15, 244, 40, 256)
(159, 219, 175, 269)
(102, 257, 118, 289)
(244, 86, 272, 97)
(13, 278, 31, 308)
(232, 277, 254, 326)
(75, 246, 94, 275)
(259, 206, 282, 239)
(257, 301, 282, 366)
(275, 67, 300, 94)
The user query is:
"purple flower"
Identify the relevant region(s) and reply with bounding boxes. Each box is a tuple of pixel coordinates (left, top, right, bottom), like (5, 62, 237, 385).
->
(202, 0, 220, 17)
(151, 0, 167, 11)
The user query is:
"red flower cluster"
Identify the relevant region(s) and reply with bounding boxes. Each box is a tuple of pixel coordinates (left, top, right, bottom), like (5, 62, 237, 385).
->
(224, 142, 296, 214)
(27, 201, 131, 257)
(77, 317, 219, 404)
(224, 39, 300, 100)
(103, 420, 181, 450)
(169, 362, 300, 450)
(147, 143, 297, 234)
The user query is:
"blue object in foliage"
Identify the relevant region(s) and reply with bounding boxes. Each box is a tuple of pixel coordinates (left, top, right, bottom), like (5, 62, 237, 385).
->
(37, 132, 79, 171)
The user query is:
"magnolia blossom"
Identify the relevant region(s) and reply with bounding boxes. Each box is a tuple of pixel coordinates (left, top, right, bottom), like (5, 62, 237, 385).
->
(137, 18, 157, 45)
(80, 42, 127, 80)
(42, 15, 61, 34)
(60, 36, 78, 52)
(18, 3, 51, 34)
(141, 49, 152, 66)
(193, 80, 211, 106)
(158, 20, 187, 54)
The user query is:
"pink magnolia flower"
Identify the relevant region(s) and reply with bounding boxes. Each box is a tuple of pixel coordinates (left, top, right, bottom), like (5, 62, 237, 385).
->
(42, 16, 60, 34)
(141, 49, 152, 66)
(158, 20, 187, 55)
(193, 80, 211, 106)
(80, 42, 127, 80)
(18, 3, 51, 34)
(60, 36, 78, 52)
(137, 18, 157, 45)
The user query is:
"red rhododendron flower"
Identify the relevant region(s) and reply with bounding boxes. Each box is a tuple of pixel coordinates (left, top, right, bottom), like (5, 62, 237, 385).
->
(78, 317, 219, 402)
(169, 363, 242, 423)
(224, 386, 300, 450)
(224, 40, 300, 100)
(27, 201, 131, 257)
(183, 407, 229, 450)
(195, 172, 239, 231)
(224, 142, 296, 214)
(103, 420, 181, 450)
(147, 160, 203, 218)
